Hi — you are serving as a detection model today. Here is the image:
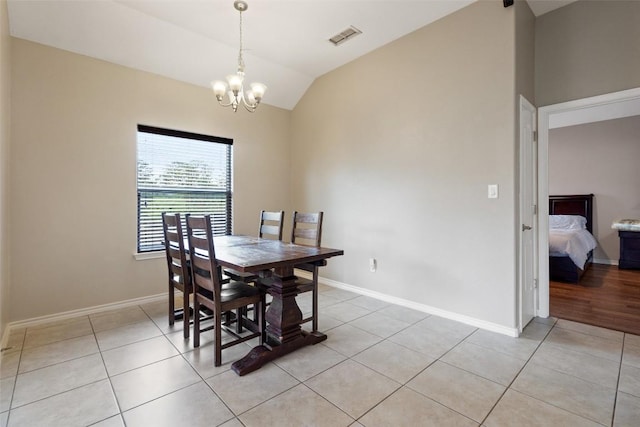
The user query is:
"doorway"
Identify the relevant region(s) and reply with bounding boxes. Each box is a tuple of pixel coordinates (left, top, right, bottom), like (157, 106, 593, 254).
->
(536, 87, 640, 318)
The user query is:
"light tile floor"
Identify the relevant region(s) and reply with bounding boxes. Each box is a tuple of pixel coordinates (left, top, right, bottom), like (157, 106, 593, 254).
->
(1, 284, 640, 426)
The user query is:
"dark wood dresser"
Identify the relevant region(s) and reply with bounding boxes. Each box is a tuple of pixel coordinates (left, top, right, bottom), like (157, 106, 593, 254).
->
(619, 230, 640, 269)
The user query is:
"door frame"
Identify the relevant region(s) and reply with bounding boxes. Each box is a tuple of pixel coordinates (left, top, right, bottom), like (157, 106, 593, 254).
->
(518, 95, 537, 332)
(536, 87, 640, 317)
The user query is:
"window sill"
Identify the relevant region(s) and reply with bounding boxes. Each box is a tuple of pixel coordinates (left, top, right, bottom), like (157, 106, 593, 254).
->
(133, 251, 164, 261)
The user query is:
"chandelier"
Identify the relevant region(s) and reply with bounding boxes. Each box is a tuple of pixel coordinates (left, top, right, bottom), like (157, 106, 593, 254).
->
(212, 1, 267, 113)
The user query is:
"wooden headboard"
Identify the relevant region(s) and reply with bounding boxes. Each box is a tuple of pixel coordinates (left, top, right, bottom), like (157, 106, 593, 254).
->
(549, 194, 594, 233)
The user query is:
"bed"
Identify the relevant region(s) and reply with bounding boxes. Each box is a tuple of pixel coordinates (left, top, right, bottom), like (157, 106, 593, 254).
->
(549, 194, 598, 283)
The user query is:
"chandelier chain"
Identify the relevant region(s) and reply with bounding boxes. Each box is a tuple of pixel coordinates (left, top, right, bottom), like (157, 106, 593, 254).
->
(237, 9, 245, 73)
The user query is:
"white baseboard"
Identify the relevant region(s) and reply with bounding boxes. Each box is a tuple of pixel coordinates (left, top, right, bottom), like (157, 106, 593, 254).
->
(1, 293, 168, 348)
(593, 258, 618, 266)
(3, 272, 521, 348)
(297, 270, 519, 337)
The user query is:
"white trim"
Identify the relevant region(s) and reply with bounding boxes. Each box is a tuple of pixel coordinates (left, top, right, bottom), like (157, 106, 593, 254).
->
(1, 293, 167, 344)
(594, 258, 618, 266)
(519, 95, 538, 333)
(549, 92, 640, 129)
(537, 87, 640, 318)
(304, 271, 519, 338)
(1, 328, 9, 350)
(2, 271, 523, 347)
(133, 251, 164, 261)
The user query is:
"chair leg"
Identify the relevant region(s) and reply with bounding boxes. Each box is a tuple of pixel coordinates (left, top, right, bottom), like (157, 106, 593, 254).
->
(169, 285, 175, 326)
(235, 308, 243, 334)
(311, 267, 319, 332)
(214, 309, 222, 367)
(193, 293, 200, 348)
(182, 289, 190, 339)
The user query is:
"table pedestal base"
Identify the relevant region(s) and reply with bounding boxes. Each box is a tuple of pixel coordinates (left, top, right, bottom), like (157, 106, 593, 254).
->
(231, 331, 327, 376)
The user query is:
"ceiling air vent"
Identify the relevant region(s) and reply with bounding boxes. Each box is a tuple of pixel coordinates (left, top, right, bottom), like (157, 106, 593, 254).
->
(328, 26, 362, 46)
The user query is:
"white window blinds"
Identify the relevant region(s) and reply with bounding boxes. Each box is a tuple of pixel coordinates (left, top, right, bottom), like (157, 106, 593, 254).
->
(136, 125, 233, 252)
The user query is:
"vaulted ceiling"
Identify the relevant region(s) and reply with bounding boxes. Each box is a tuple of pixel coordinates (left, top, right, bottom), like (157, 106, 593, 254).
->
(7, 0, 578, 110)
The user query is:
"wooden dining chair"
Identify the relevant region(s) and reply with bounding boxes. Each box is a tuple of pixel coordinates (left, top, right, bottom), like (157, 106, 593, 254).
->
(162, 212, 192, 339)
(258, 210, 285, 240)
(224, 210, 285, 284)
(186, 214, 265, 366)
(291, 211, 324, 332)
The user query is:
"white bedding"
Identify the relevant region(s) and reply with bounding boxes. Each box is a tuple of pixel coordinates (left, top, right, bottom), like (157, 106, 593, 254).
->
(549, 215, 598, 269)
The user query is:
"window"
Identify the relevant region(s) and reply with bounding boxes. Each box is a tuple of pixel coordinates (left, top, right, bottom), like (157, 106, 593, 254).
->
(136, 125, 233, 253)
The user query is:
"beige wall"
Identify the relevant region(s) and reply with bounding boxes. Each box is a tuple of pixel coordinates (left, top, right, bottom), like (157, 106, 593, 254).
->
(9, 39, 291, 322)
(6, 0, 535, 331)
(291, 1, 520, 328)
(515, 0, 535, 104)
(0, 0, 10, 336)
(535, 0, 640, 106)
(549, 116, 640, 262)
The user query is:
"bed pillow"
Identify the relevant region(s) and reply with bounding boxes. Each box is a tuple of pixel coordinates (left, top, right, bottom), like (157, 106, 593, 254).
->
(549, 215, 587, 230)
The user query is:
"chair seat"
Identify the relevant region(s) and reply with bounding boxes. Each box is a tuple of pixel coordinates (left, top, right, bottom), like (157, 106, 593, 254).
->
(223, 268, 258, 283)
(220, 281, 262, 301)
(197, 281, 261, 302)
(295, 276, 315, 293)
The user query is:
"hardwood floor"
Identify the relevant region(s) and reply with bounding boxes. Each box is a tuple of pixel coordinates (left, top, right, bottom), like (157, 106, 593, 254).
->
(550, 263, 640, 335)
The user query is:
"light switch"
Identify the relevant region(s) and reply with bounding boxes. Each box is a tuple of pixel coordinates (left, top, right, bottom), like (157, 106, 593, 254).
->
(488, 184, 498, 199)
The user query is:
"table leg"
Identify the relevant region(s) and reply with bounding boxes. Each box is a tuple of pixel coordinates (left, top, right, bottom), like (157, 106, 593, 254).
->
(231, 266, 327, 376)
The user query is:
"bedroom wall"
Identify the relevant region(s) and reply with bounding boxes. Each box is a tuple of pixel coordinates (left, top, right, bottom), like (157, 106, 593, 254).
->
(9, 39, 292, 322)
(535, 0, 640, 106)
(549, 116, 640, 263)
(0, 0, 10, 337)
(291, 0, 519, 329)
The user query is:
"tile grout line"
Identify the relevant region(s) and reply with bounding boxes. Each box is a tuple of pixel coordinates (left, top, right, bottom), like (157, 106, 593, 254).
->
(228, 296, 424, 424)
(3, 328, 25, 427)
(394, 327, 483, 424)
(99, 303, 226, 425)
(297, 382, 357, 426)
(5, 320, 118, 425)
(5, 299, 635, 427)
(535, 321, 626, 393)
(168, 293, 326, 420)
(610, 333, 627, 427)
(478, 319, 556, 426)
(353, 322, 480, 425)
(481, 321, 617, 426)
(157, 298, 252, 425)
(89, 314, 126, 426)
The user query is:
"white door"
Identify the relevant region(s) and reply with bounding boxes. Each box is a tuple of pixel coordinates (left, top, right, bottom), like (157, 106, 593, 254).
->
(519, 95, 537, 332)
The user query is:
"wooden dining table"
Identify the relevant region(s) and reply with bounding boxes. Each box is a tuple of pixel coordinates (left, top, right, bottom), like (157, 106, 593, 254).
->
(212, 235, 344, 376)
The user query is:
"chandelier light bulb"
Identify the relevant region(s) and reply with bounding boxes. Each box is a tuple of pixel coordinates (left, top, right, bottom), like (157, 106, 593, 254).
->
(250, 82, 267, 101)
(226, 73, 244, 95)
(212, 81, 228, 99)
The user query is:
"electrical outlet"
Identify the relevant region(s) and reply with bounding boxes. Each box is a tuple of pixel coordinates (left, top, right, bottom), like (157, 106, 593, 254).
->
(369, 258, 377, 272)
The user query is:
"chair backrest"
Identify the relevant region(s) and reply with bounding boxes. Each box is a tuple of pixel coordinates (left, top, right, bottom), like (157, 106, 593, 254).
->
(258, 210, 285, 240)
(162, 212, 190, 287)
(185, 214, 222, 302)
(291, 211, 323, 247)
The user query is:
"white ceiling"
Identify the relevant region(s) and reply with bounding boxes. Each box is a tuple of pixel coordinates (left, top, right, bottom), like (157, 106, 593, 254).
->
(7, 0, 577, 110)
